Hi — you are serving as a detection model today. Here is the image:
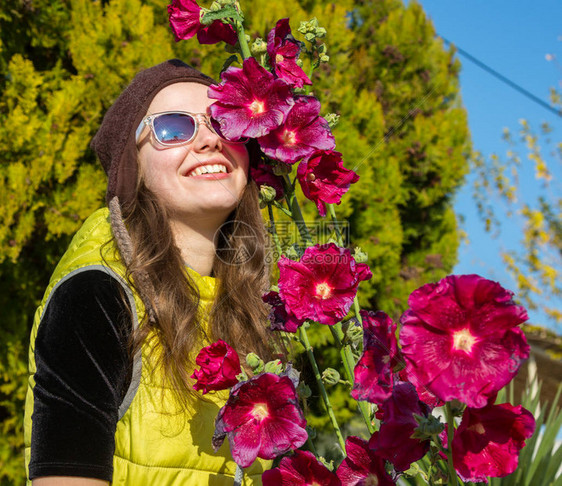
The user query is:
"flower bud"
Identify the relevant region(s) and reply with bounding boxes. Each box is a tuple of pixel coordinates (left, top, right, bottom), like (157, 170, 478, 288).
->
(264, 359, 284, 375)
(210, 2, 222, 11)
(346, 323, 363, 346)
(320, 54, 329, 63)
(251, 37, 267, 55)
(411, 413, 444, 440)
(259, 185, 277, 205)
(272, 161, 292, 176)
(316, 27, 327, 38)
(305, 32, 315, 42)
(296, 58, 304, 67)
(297, 381, 312, 399)
(324, 113, 340, 129)
(246, 353, 264, 373)
(321, 367, 340, 386)
(353, 246, 368, 263)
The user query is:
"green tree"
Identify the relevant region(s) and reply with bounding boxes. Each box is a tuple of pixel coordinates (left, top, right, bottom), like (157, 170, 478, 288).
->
(0, 0, 470, 481)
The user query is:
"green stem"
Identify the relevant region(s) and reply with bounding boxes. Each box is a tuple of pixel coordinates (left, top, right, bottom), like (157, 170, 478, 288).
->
(267, 204, 283, 255)
(329, 324, 374, 434)
(299, 326, 346, 453)
(445, 402, 459, 486)
(235, 21, 251, 59)
(281, 174, 314, 245)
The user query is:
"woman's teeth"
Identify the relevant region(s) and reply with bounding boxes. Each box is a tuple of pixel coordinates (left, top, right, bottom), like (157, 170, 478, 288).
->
(188, 164, 228, 176)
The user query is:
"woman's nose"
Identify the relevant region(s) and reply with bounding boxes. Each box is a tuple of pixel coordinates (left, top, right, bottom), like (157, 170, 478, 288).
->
(192, 116, 222, 152)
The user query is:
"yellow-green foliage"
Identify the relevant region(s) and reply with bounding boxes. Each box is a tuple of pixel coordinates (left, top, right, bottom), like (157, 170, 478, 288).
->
(0, 0, 470, 481)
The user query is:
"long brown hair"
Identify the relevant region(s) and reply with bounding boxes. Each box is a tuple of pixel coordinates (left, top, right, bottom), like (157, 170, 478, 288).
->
(118, 171, 278, 408)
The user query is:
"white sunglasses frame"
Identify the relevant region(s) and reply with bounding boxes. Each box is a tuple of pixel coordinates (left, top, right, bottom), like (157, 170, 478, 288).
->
(135, 111, 248, 146)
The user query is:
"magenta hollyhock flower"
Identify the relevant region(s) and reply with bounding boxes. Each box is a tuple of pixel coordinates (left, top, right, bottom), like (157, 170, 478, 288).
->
(208, 57, 295, 140)
(399, 274, 530, 408)
(250, 162, 286, 201)
(262, 290, 305, 333)
(352, 310, 401, 404)
(262, 450, 341, 486)
(336, 436, 395, 486)
(451, 402, 536, 482)
(267, 18, 312, 88)
(297, 150, 360, 217)
(213, 372, 308, 468)
(277, 243, 372, 326)
(258, 95, 335, 164)
(191, 340, 241, 394)
(369, 382, 431, 471)
(167, 0, 237, 45)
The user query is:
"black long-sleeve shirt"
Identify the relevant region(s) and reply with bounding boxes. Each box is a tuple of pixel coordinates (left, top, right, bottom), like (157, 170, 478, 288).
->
(29, 270, 133, 481)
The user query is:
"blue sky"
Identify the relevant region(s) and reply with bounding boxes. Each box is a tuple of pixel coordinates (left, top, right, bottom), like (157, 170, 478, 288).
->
(413, 0, 561, 332)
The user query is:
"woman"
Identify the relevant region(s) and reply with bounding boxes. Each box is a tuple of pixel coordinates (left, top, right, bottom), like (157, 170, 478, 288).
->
(24, 59, 275, 485)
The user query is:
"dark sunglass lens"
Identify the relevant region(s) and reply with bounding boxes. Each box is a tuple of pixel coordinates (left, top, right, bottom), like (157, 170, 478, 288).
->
(153, 114, 196, 144)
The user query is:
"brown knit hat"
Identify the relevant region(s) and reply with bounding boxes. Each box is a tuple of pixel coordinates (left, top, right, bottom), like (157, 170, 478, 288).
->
(91, 59, 216, 206)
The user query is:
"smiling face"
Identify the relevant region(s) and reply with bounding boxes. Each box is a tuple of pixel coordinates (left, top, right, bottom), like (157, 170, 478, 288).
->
(137, 82, 250, 225)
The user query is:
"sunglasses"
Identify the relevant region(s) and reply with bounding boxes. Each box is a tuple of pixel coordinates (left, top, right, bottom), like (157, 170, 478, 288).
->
(135, 111, 248, 146)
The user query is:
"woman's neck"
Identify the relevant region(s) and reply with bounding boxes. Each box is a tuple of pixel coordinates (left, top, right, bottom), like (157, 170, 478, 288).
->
(170, 219, 218, 277)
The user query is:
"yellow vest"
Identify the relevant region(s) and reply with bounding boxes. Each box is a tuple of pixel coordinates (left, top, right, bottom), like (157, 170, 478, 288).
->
(24, 208, 269, 485)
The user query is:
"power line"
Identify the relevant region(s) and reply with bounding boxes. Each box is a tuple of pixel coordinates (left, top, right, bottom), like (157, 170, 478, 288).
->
(438, 34, 562, 118)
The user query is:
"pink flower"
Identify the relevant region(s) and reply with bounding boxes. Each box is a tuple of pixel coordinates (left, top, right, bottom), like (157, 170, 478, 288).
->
(250, 162, 286, 201)
(258, 95, 335, 164)
(352, 310, 400, 404)
(191, 340, 241, 394)
(208, 57, 295, 140)
(336, 436, 395, 486)
(167, 0, 237, 45)
(297, 151, 360, 217)
(369, 382, 431, 471)
(267, 18, 312, 88)
(262, 450, 341, 485)
(451, 402, 535, 482)
(213, 372, 308, 468)
(262, 290, 305, 333)
(277, 243, 372, 325)
(399, 274, 530, 408)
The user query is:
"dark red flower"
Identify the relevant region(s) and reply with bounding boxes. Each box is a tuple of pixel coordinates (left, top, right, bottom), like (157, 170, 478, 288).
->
(267, 18, 312, 88)
(191, 340, 241, 394)
(451, 402, 536, 482)
(262, 450, 341, 485)
(277, 243, 372, 325)
(213, 372, 308, 468)
(399, 274, 530, 408)
(208, 57, 295, 140)
(398, 368, 443, 409)
(369, 382, 431, 472)
(258, 95, 335, 164)
(352, 311, 400, 405)
(167, 0, 237, 45)
(250, 162, 286, 201)
(197, 17, 237, 45)
(336, 436, 395, 486)
(262, 290, 305, 333)
(297, 150, 360, 217)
